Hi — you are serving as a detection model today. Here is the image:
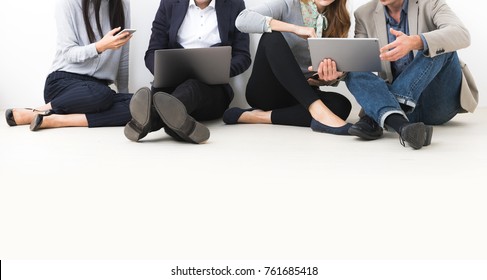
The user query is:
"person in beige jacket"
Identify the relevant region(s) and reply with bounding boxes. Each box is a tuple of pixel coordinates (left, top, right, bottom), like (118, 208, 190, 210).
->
(344, 0, 478, 150)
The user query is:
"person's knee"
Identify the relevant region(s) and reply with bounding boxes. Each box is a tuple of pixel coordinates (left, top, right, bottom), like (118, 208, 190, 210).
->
(182, 78, 201, 89)
(89, 87, 115, 112)
(421, 111, 457, 125)
(260, 31, 285, 45)
(409, 104, 459, 125)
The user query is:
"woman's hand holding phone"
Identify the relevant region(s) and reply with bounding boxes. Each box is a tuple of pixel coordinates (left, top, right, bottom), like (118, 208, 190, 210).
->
(95, 27, 135, 53)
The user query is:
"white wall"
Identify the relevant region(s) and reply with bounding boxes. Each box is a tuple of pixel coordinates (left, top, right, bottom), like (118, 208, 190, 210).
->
(0, 0, 484, 110)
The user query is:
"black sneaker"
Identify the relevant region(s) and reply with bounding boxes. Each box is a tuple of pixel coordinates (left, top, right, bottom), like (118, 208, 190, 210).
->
(348, 115, 383, 140)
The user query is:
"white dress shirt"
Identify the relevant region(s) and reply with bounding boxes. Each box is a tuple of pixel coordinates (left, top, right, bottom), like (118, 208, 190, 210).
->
(177, 0, 221, 48)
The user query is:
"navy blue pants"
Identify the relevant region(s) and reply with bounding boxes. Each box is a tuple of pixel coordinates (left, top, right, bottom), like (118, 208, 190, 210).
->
(44, 71, 132, 127)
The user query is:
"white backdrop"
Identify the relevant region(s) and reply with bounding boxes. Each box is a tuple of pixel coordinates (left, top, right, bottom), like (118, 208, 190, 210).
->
(0, 0, 483, 110)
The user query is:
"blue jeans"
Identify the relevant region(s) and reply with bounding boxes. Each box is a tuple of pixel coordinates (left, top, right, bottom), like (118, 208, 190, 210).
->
(345, 51, 462, 127)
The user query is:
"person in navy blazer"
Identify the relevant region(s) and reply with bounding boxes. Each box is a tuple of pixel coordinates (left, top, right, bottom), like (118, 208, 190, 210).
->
(124, 0, 251, 144)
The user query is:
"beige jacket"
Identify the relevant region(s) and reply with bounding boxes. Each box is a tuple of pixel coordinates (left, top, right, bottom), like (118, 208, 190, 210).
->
(353, 0, 478, 113)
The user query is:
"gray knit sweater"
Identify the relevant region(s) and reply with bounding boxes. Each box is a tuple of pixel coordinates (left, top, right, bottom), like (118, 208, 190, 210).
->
(50, 0, 131, 92)
(235, 0, 311, 73)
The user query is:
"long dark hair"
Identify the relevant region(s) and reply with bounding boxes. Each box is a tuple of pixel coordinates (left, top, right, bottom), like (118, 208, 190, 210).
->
(82, 0, 126, 43)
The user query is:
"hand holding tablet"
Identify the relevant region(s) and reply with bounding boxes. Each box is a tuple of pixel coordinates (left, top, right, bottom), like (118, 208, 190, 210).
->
(308, 38, 383, 72)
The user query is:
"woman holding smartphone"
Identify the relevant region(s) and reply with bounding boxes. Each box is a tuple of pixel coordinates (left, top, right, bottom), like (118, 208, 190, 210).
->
(223, 0, 353, 135)
(5, 0, 134, 131)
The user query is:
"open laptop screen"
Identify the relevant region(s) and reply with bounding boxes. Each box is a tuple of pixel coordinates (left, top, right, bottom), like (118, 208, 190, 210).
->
(153, 46, 232, 88)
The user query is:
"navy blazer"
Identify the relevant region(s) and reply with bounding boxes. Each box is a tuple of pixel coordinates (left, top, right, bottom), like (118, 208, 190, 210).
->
(145, 0, 251, 79)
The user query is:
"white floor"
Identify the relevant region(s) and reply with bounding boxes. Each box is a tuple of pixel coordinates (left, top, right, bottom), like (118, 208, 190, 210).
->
(1, 108, 486, 260)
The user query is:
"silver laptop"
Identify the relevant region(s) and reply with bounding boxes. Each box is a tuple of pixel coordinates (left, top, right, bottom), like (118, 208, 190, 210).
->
(308, 38, 382, 72)
(153, 46, 232, 88)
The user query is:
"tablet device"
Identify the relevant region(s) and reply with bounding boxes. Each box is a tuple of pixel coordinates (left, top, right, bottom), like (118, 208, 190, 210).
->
(153, 46, 232, 88)
(308, 38, 382, 72)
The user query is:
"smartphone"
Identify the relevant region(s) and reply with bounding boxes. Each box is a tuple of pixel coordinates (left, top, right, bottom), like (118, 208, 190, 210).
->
(117, 29, 136, 36)
(308, 73, 320, 80)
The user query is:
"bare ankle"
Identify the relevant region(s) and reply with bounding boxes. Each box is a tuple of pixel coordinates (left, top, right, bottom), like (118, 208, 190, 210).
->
(240, 110, 271, 124)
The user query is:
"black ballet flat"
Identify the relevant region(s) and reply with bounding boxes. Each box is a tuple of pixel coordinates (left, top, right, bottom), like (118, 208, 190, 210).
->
(5, 109, 17, 126)
(310, 118, 353, 136)
(5, 108, 35, 126)
(222, 107, 255, 124)
(30, 114, 44, 131)
(29, 110, 53, 131)
(5, 108, 52, 127)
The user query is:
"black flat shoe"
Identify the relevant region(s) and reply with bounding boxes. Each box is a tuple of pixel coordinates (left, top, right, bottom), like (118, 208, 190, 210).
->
(5, 109, 16, 126)
(29, 110, 53, 131)
(310, 119, 352, 136)
(30, 114, 44, 131)
(5, 108, 52, 127)
(222, 107, 254, 124)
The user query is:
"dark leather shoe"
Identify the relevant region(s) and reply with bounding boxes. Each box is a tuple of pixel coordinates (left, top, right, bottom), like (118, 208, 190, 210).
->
(348, 115, 383, 140)
(163, 127, 185, 142)
(5, 109, 16, 126)
(423, 125, 433, 146)
(310, 119, 352, 135)
(222, 107, 254, 124)
(399, 122, 433, 150)
(124, 87, 164, 141)
(153, 92, 210, 144)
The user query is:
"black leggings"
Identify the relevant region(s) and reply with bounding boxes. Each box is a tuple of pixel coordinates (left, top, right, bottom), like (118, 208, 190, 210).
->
(246, 32, 351, 127)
